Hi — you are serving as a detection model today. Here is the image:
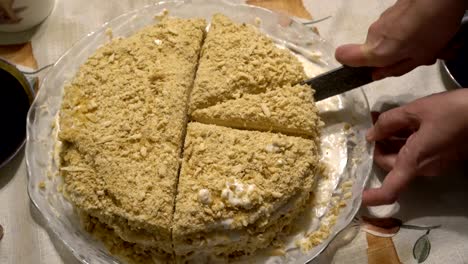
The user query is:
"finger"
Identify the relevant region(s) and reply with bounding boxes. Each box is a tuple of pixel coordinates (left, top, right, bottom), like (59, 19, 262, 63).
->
(370, 112, 413, 140)
(392, 129, 413, 140)
(364, 39, 404, 68)
(407, 124, 451, 177)
(363, 134, 420, 206)
(374, 143, 397, 171)
(335, 44, 370, 67)
(366, 107, 419, 142)
(336, 39, 405, 69)
(371, 113, 413, 139)
(363, 158, 414, 206)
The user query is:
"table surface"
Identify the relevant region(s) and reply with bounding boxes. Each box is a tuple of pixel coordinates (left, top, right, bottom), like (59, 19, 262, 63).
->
(1, 0, 467, 263)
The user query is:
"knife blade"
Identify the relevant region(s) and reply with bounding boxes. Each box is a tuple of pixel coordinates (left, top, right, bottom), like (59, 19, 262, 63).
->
(301, 66, 374, 101)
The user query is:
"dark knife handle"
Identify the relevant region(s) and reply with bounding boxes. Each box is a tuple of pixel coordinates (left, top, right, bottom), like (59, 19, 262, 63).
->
(301, 66, 374, 101)
(443, 13, 468, 59)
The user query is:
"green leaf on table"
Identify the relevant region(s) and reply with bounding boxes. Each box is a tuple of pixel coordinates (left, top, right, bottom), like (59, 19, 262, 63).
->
(413, 234, 431, 263)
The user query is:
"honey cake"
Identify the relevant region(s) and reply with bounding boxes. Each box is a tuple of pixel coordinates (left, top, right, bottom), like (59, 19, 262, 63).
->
(58, 16, 206, 257)
(189, 14, 306, 113)
(191, 84, 322, 137)
(172, 122, 322, 260)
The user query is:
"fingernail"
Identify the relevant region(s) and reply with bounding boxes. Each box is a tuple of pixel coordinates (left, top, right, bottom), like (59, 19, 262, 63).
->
(366, 129, 375, 141)
(335, 44, 366, 66)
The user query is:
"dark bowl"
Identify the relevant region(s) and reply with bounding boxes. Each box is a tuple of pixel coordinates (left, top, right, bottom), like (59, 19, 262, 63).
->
(0, 59, 34, 168)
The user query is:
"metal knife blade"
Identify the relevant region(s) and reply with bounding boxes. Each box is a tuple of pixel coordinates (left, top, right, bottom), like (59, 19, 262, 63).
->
(301, 66, 374, 101)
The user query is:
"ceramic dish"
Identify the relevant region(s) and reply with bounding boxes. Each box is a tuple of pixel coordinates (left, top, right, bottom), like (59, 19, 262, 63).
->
(26, 0, 373, 263)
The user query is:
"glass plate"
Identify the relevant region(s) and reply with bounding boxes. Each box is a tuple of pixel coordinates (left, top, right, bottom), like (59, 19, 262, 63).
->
(26, 0, 373, 263)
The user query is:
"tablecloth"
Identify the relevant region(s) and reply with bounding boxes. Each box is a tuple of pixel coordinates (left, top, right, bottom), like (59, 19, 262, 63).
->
(1, 0, 467, 263)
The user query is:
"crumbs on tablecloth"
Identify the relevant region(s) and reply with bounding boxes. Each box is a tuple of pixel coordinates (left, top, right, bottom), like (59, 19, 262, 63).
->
(39, 181, 46, 189)
(105, 28, 113, 40)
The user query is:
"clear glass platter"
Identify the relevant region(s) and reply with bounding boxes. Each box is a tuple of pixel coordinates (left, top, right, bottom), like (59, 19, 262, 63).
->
(26, 0, 373, 263)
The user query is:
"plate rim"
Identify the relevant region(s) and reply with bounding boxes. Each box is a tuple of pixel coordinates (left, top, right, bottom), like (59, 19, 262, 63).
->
(25, 1, 374, 263)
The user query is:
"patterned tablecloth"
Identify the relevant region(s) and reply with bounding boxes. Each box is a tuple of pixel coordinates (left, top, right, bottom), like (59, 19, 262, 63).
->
(0, 0, 467, 263)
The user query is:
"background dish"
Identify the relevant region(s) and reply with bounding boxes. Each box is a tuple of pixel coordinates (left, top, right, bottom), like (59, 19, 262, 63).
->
(26, 0, 373, 263)
(441, 12, 468, 88)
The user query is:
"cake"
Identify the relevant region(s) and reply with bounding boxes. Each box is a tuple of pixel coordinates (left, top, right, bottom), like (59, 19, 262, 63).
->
(189, 14, 306, 113)
(59, 16, 206, 259)
(57, 13, 324, 263)
(191, 84, 322, 137)
(173, 123, 320, 261)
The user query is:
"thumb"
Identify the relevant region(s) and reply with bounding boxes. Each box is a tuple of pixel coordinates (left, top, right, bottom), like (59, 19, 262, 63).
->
(335, 38, 400, 67)
(336, 29, 405, 68)
(335, 44, 371, 67)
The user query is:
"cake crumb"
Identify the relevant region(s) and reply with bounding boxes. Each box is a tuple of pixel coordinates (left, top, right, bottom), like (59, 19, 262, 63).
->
(344, 123, 351, 131)
(254, 17, 262, 26)
(198, 189, 212, 205)
(265, 143, 280, 153)
(270, 248, 286, 256)
(260, 103, 271, 117)
(154, 39, 163, 45)
(105, 28, 113, 40)
(154, 8, 169, 21)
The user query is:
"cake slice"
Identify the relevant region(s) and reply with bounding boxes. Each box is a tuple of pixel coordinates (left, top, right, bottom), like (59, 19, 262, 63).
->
(189, 14, 306, 113)
(172, 123, 322, 261)
(191, 84, 322, 137)
(59, 16, 206, 258)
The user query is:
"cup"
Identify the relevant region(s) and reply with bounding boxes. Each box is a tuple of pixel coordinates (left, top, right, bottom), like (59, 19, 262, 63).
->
(0, 0, 54, 32)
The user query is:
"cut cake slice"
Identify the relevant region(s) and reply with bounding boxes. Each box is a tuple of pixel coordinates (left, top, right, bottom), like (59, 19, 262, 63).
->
(189, 14, 306, 113)
(191, 84, 322, 137)
(172, 122, 323, 261)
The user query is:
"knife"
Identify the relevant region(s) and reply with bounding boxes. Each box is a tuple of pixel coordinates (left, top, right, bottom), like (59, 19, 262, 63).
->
(301, 66, 374, 101)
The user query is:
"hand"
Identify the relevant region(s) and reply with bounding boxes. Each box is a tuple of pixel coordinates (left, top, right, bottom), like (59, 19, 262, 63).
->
(335, 0, 467, 80)
(364, 89, 468, 206)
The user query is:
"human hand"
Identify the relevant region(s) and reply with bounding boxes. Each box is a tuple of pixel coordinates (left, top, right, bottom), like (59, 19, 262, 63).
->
(363, 89, 468, 206)
(335, 0, 467, 80)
